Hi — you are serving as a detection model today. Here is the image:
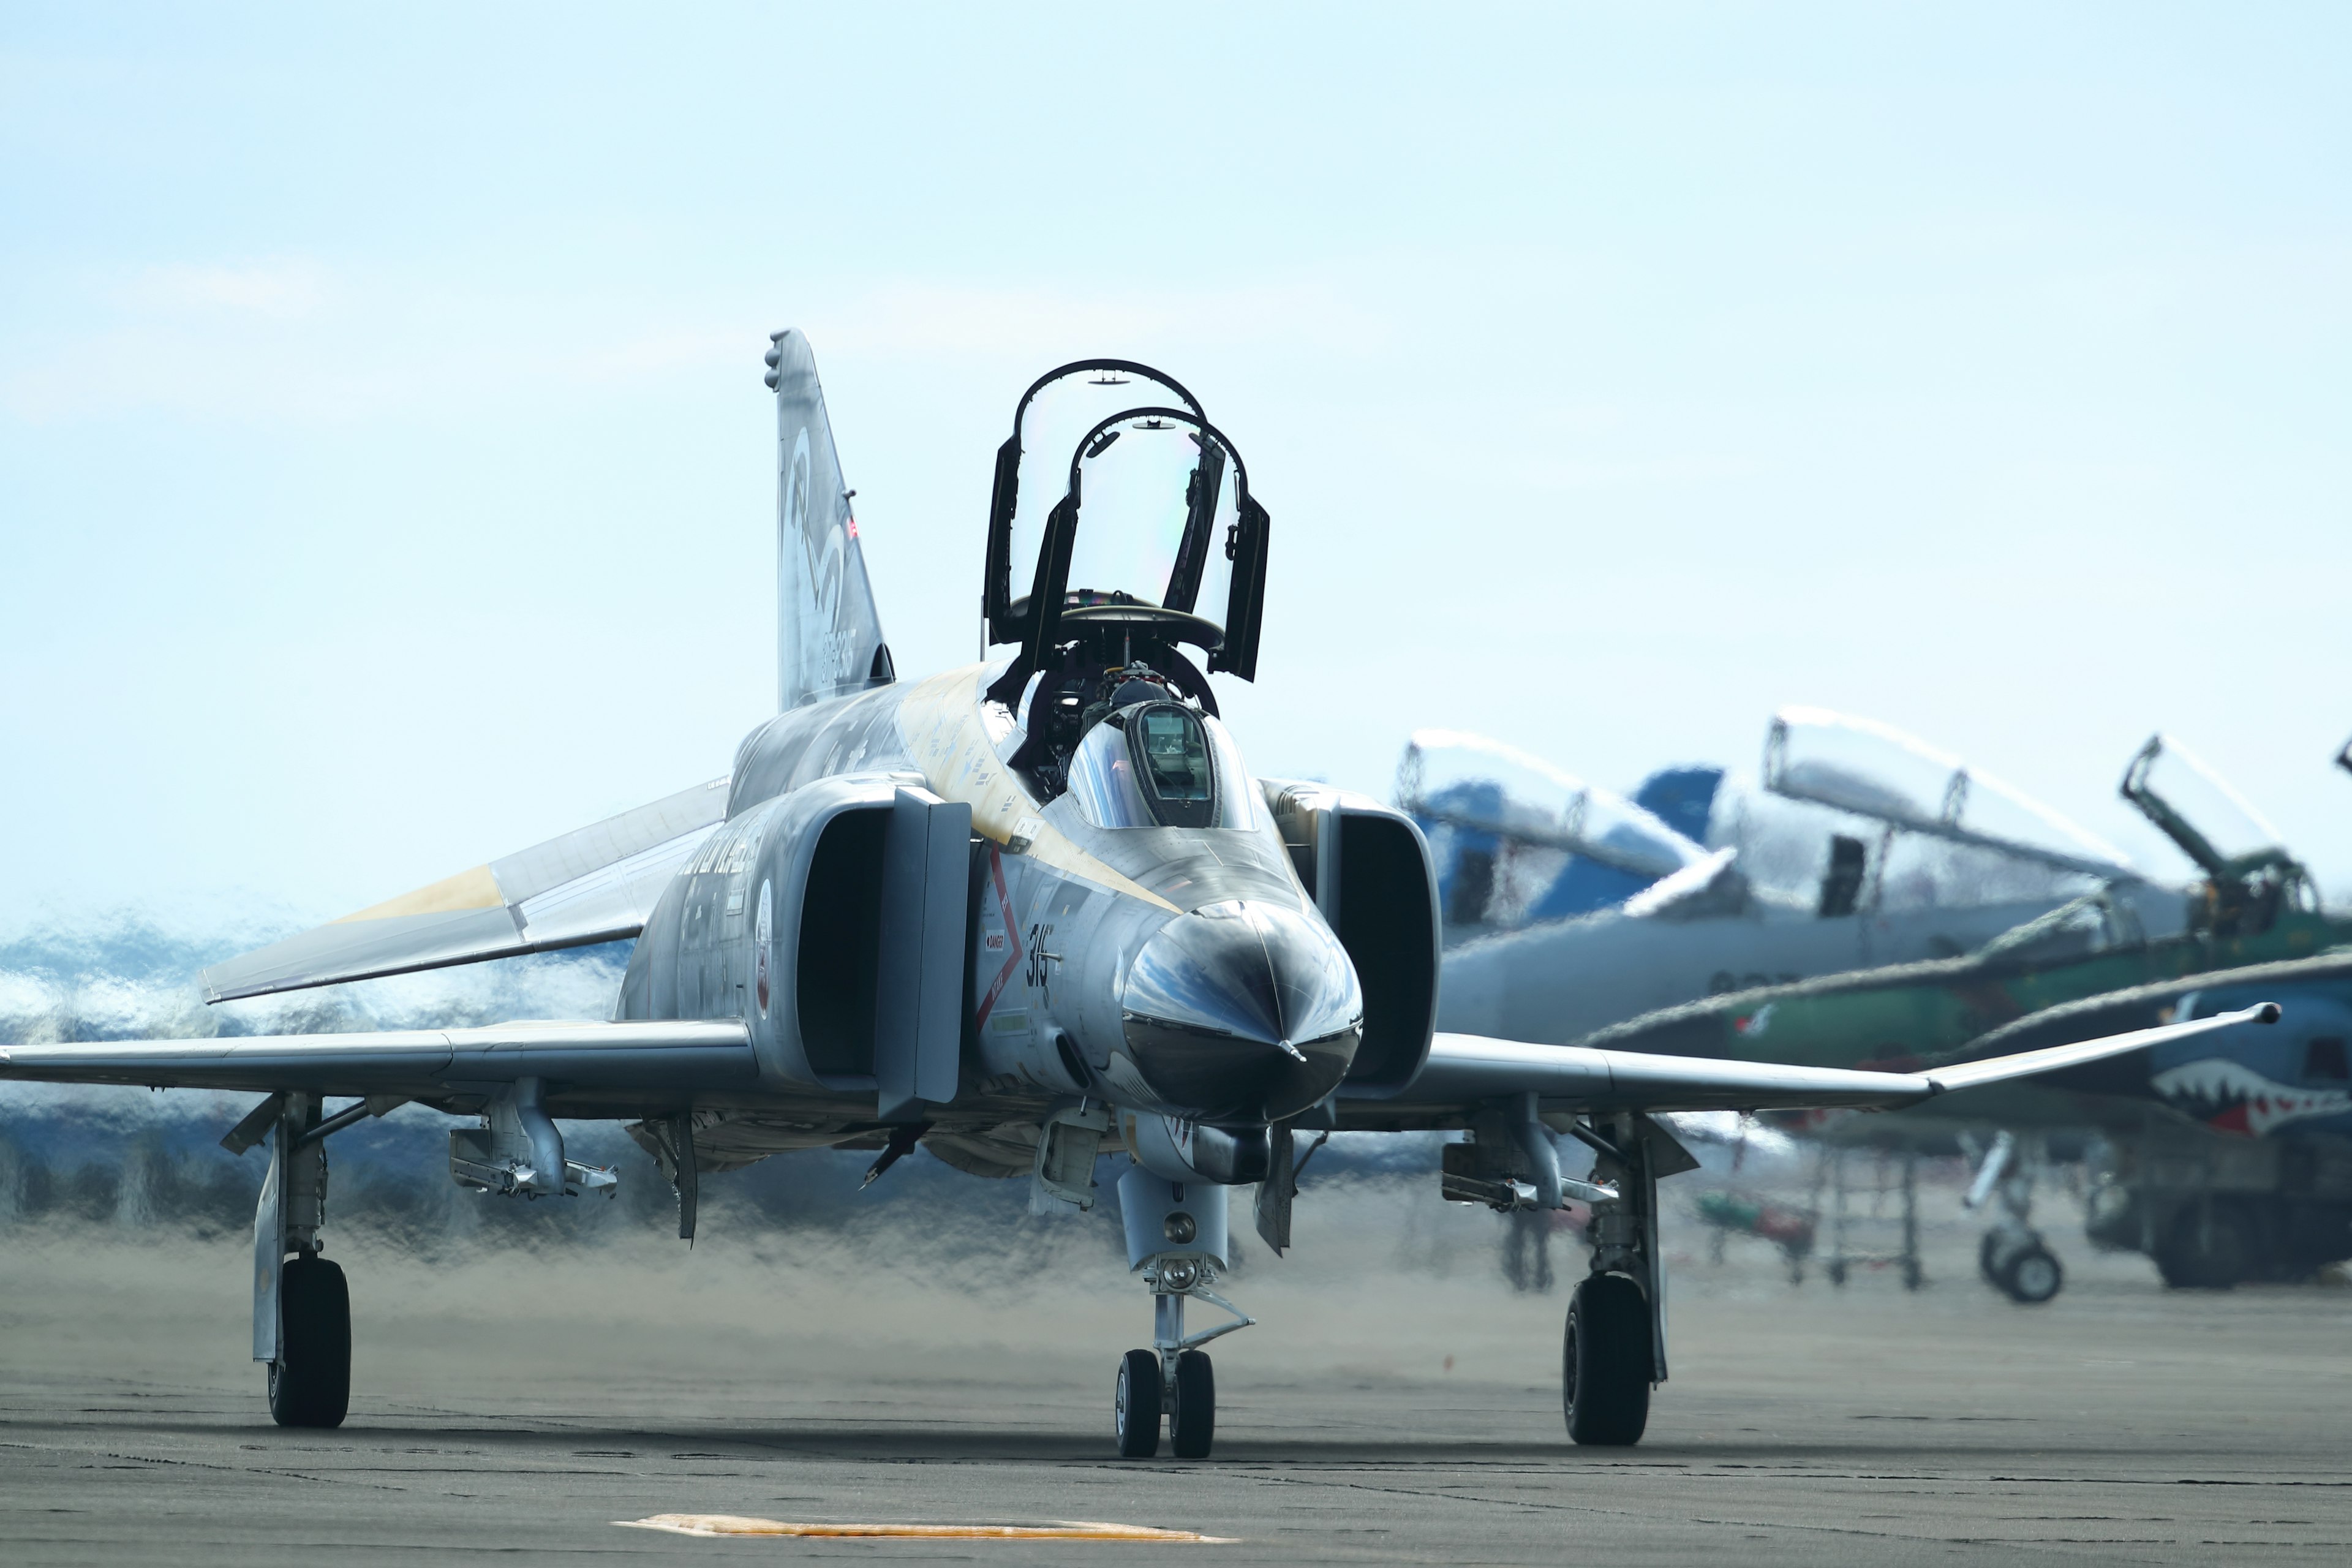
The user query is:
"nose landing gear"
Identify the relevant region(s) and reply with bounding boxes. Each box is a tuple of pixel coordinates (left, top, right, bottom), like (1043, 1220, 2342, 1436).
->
(1966, 1131, 2065, 1305)
(1112, 1165, 1254, 1459)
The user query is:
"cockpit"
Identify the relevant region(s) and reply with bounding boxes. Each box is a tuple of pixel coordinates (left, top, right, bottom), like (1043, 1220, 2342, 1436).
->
(1065, 699, 1260, 832)
(2122, 733, 2315, 937)
(980, 361, 1270, 810)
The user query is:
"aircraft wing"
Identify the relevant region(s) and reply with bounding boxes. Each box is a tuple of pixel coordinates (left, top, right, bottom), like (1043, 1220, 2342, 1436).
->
(1376, 1005, 2277, 1115)
(200, 777, 732, 1003)
(1959, 949, 2352, 1060)
(0, 1019, 757, 1098)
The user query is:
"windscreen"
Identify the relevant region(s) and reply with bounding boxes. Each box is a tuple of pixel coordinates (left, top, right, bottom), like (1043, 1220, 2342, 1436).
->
(1765, 707, 2136, 879)
(1134, 705, 1212, 812)
(1068, 707, 1259, 831)
(1006, 368, 1200, 607)
(1063, 413, 1238, 619)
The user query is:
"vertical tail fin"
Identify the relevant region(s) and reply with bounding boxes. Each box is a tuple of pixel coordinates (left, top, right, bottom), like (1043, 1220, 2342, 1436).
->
(765, 330, 894, 711)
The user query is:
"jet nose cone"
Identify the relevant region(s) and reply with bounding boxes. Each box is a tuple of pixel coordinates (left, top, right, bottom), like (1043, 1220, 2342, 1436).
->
(1120, 900, 1362, 1123)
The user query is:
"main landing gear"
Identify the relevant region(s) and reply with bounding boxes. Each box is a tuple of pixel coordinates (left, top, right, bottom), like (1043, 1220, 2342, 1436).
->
(1112, 1166, 1254, 1460)
(1561, 1110, 1670, 1447)
(1443, 1098, 1679, 1446)
(252, 1094, 352, 1428)
(235, 1080, 625, 1430)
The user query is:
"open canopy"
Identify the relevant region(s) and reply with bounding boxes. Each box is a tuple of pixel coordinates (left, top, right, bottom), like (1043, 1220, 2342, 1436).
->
(2122, 733, 2290, 876)
(984, 364, 1267, 680)
(1764, 707, 2139, 880)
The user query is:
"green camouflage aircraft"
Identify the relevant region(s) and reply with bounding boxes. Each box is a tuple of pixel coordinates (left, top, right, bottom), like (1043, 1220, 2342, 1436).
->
(1564, 734, 2352, 1300)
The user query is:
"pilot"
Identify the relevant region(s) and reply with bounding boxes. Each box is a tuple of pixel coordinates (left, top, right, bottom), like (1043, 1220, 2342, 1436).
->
(1077, 662, 1177, 738)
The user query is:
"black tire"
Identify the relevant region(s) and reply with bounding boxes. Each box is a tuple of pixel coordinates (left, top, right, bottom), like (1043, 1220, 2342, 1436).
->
(2153, 1202, 2252, 1290)
(1562, 1273, 1651, 1447)
(1826, 1259, 1847, 1286)
(1977, 1231, 2004, 1284)
(1114, 1349, 1161, 1458)
(268, 1255, 350, 1429)
(1996, 1243, 2063, 1305)
(1169, 1349, 1215, 1459)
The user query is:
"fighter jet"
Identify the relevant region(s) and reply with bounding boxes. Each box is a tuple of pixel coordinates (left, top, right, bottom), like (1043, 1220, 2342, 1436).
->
(0, 337, 2269, 1456)
(1925, 736, 2352, 1289)
(1425, 710, 2179, 1047)
(1943, 949, 2352, 1290)
(1564, 733, 2350, 1300)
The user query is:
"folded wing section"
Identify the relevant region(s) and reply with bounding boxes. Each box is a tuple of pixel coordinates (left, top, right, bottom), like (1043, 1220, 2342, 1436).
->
(200, 777, 731, 1003)
(0, 1019, 756, 1097)
(1374, 1005, 2277, 1115)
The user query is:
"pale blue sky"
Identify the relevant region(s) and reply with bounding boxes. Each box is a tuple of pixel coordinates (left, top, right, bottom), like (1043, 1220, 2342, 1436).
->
(4, 2, 2348, 930)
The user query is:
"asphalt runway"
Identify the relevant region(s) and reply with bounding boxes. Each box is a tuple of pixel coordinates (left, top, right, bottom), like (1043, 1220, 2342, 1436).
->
(4, 1174, 2350, 1566)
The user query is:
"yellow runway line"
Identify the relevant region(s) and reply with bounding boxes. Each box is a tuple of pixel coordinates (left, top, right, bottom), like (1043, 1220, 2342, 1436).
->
(616, 1514, 1233, 1542)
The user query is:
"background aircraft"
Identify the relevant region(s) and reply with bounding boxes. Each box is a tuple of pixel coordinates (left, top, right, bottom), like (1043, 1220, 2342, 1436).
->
(1934, 739, 2352, 1289)
(1421, 710, 2179, 1049)
(1557, 734, 2350, 1299)
(0, 338, 2263, 1459)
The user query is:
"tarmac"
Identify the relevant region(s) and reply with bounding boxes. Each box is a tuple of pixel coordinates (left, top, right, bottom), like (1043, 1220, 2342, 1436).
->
(4, 1167, 2351, 1566)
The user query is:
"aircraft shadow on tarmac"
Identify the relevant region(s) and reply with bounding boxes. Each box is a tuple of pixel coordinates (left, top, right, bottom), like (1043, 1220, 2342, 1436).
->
(80, 1414, 2212, 1471)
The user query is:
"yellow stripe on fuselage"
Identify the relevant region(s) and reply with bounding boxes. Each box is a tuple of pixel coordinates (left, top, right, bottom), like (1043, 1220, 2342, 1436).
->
(898, 665, 1180, 914)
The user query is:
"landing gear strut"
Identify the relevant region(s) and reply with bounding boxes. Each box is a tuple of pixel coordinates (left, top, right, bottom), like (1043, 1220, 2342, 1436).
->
(253, 1094, 351, 1428)
(1966, 1131, 2063, 1305)
(1448, 1099, 1681, 1446)
(1562, 1109, 1675, 1447)
(1112, 1165, 1253, 1460)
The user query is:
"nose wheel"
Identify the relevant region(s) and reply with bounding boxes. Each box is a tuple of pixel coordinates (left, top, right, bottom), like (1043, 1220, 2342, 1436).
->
(1169, 1348, 1215, 1458)
(1114, 1345, 1217, 1459)
(1114, 1349, 1161, 1457)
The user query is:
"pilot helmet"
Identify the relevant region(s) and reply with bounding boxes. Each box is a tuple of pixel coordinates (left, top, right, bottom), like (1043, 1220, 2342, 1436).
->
(1078, 662, 1175, 737)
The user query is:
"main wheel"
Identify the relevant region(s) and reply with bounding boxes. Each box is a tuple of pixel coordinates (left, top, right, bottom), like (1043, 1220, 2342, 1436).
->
(1114, 1348, 1161, 1458)
(1169, 1349, 1215, 1459)
(1977, 1230, 2005, 1284)
(268, 1254, 350, 1429)
(1562, 1273, 1651, 1447)
(2153, 1202, 2252, 1289)
(1996, 1243, 2063, 1304)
